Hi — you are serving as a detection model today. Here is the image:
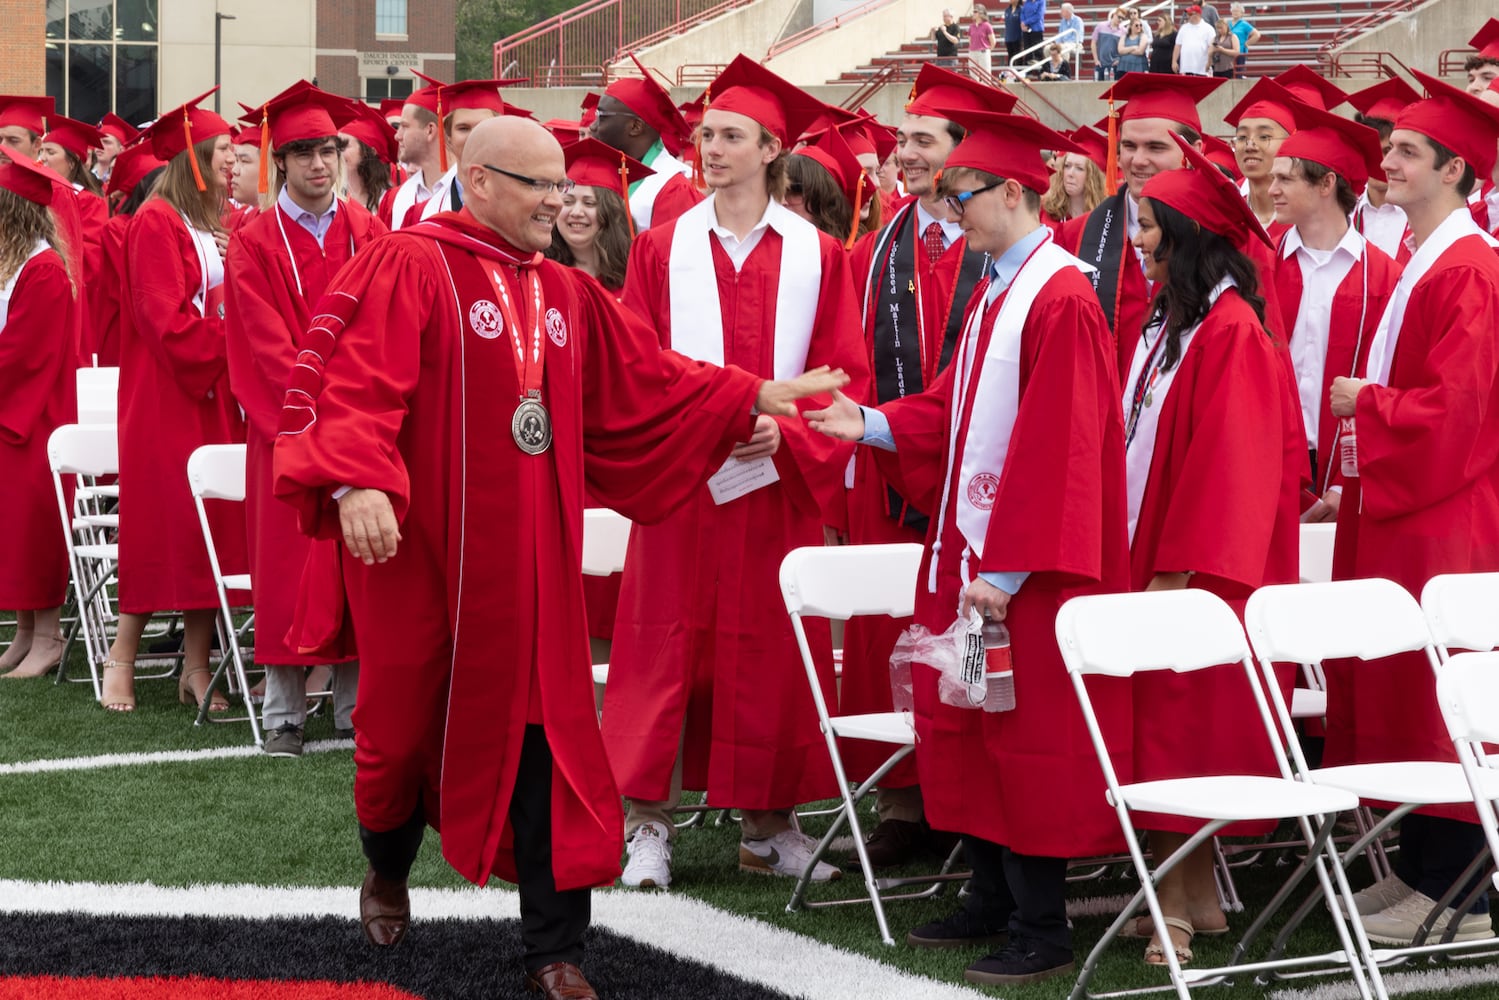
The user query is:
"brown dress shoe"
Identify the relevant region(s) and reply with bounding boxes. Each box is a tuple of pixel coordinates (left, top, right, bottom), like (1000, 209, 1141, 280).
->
(526, 961, 599, 999)
(862, 818, 925, 868)
(359, 865, 410, 947)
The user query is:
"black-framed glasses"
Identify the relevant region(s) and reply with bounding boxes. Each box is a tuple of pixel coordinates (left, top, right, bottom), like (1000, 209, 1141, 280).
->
(943, 180, 1004, 219)
(482, 164, 576, 195)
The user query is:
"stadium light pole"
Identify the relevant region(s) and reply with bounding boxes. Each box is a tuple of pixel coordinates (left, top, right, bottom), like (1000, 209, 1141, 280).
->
(215, 10, 238, 112)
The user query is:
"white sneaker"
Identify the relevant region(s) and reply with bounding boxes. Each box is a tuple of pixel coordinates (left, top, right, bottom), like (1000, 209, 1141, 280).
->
(1360, 889, 1494, 946)
(739, 828, 842, 882)
(1345, 872, 1414, 917)
(620, 821, 673, 889)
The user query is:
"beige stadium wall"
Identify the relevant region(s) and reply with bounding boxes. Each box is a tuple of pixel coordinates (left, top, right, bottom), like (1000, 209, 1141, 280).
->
(1329, 0, 1476, 87)
(158, 0, 317, 115)
(763, 0, 976, 86)
(628, 0, 805, 80)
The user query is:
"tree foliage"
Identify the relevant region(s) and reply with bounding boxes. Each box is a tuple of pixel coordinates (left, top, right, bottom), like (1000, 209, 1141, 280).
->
(456, 0, 579, 80)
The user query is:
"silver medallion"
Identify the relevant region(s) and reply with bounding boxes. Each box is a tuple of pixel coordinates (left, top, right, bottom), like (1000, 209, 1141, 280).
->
(512, 396, 552, 455)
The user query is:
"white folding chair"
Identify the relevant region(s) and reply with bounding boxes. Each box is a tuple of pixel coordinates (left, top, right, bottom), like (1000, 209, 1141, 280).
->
(582, 507, 630, 689)
(1435, 651, 1499, 897)
(1422, 572, 1499, 662)
(1246, 579, 1497, 969)
(75, 366, 119, 426)
(1299, 523, 1337, 584)
(1055, 588, 1375, 1000)
(779, 543, 965, 945)
(187, 444, 260, 745)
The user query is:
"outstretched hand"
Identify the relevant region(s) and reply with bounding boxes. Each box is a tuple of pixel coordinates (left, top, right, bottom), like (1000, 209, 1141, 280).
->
(755, 366, 850, 417)
(803, 388, 866, 441)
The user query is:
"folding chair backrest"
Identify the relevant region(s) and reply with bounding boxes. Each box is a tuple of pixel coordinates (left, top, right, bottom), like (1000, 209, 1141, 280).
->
(1436, 651, 1499, 745)
(1422, 573, 1499, 655)
(581, 508, 631, 577)
(1054, 589, 1249, 677)
(779, 543, 922, 621)
(75, 366, 120, 425)
(1244, 579, 1433, 665)
(187, 444, 247, 502)
(1299, 523, 1336, 583)
(47, 423, 118, 477)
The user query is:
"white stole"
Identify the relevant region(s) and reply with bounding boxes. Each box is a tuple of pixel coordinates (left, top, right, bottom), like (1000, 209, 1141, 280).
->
(178, 211, 225, 318)
(389, 171, 427, 231)
(928, 238, 1091, 593)
(0, 240, 50, 331)
(630, 148, 692, 231)
(667, 195, 821, 380)
(1366, 207, 1499, 386)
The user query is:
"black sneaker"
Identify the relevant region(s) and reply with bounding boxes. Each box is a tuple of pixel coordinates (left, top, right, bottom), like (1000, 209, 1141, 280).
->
(906, 909, 1009, 949)
(263, 723, 304, 758)
(964, 937, 1075, 986)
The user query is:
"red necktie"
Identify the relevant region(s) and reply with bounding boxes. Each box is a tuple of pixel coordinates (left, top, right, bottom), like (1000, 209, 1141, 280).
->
(923, 221, 945, 265)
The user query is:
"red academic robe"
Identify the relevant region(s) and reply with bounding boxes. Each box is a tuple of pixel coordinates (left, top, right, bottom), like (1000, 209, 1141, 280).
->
(376, 186, 399, 231)
(1272, 239, 1401, 492)
(74, 189, 107, 361)
(224, 198, 384, 664)
(1058, 210, 1153, 382)
(646, 173, 704, 229)
(1127, 288, 1303, 835)
(1326, 234, 1499, 822)
(87, 213, 129, 365)
(273, 209, 762, 891)
(0, 250, 77, 609)
(602, 214, 869, 810)
(116, 198, 247, 614)
(838, 213, 977, 787)
(874, 260, 1133, 857)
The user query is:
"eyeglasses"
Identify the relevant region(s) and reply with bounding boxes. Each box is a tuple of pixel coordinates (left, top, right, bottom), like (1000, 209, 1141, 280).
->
(943, 180, 1004, 218)
(590, 110, 639, 120)
(482, 164, 576, 195)
(1232, 132, 1285, 148)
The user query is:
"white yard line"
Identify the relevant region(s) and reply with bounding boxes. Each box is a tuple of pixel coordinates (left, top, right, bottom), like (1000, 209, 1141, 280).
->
(0, 739, 352, 775)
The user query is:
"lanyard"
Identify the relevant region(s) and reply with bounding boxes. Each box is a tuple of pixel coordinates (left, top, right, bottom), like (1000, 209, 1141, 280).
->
(1124, 322, 1169, 447)
(482, 264, 545, 399)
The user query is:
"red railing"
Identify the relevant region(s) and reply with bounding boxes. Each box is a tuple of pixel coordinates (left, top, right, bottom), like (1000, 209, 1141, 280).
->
(1318, 0, 1425, 58)
(675, 63, 728, 86)
(766, 0, 899, 61)
(1322, 49, 1415, 79)
(1438, 48, 1476, 76)
(839, 58, 1067, 129)
(493, 0, 756, 84)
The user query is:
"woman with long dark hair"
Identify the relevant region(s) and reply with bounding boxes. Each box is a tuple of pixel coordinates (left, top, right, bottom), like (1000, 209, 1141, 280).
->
(546, 137, 647, 294)
(102, 91, 246, 713)
(784, 125, 881, 247)
(340, 100, 398, 216)
(1122, 137, 1304, 967)
(0, 149, 78, 679)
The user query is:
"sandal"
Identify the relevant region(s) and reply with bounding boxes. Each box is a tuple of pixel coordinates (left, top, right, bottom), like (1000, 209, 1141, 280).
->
(179, 668, 230, 714)
(1123, 914, 1228, 938)
(1143, 915, 1195, 967)
(101, 659, 137, 712)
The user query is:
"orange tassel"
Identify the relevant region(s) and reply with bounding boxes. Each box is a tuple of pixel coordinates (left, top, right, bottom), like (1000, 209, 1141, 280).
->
(257, 109, 271, 195)
(437, 92, 448, 174)
(1105, 99, 1120, 192)
(184, 115, 206, 192)
(692, 132, 705, 191)
(845, 173, 865, 250)
(620, 154, 636, 237)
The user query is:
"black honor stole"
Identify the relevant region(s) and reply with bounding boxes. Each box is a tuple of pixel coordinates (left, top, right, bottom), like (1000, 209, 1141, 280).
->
(1078, 187, 1132, 329)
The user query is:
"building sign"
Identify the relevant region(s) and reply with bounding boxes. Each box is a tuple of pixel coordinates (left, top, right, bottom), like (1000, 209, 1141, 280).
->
(359, 51, 422, 74)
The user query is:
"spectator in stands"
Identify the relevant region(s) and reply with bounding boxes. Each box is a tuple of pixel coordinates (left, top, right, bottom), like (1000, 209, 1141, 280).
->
(1020, 0, 1046, 64)
(1092, 8, 1124, 81)
(1228, 3, 1261, 77)
(1465, 20, 1499, 96)
(969, 5, 996, 77)
(1211, 18, 1241, 78)
(1038, 43, 1074, 80)
(1173, 6, 1215, 76)
(1004, 0, 1025, 65)
(1056, 3, 1085, 59)
(1149, 13, 1178, 74)
(933, 9, 961, 69)
(1117, 8, 1151, 77)
(1199, 2, 1221, 28)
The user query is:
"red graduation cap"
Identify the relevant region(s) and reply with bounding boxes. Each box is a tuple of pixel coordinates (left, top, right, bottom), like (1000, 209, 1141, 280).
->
(0, 144, 58, 204)
(1469, 18, 1499, 60)
(41, 114, 104, 160)
(240, 80, 355, 150)
(1222, 77, 1301, 134)
(1200, 133, 1243, 181)
(138, 88, 231, 189)
(700, 55, 832, 147)
(604, 54, 693, 157)
(104, 141, 164, 201)
(378, 98, 406, 124)
(1069, 123, 1110, 172)
(410, 71, 530, 171)
(1142, 133, 1271, 248)
(793, 122, 870, 248)
(1346, 76, 1422, 123)
(342, 99, 400, 165)
(1396, 67, 1499, 182)
(404, 84, 440, 116)
(98, 112, 138, 146)
(580, 92, 600, 129)
(562, 135, 654, 235)
(849, 110, 896, 164)
(1280, 102, 1385, 193)
(1273, 66, 1346, 112)
(904, 63, 1017, 118)
(1099, 72, 1223, 131)
(545, 119, 587, 144)
(940, 108, 1085, 195)
(0, 95, 54, 136)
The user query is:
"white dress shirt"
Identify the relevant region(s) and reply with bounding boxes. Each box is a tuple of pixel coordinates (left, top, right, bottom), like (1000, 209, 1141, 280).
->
(1281, 225, 1361, 447)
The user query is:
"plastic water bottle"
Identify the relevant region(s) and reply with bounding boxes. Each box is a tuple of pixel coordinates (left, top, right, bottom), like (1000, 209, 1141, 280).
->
(1339, 417, 1358, 478)
(981, 618, 1016, 713)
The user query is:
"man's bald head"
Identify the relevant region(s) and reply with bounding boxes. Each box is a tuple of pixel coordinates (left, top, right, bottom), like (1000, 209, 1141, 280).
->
(463, 117, 569, 252)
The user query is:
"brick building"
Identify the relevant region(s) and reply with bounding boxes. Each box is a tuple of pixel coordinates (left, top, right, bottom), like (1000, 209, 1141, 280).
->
(11, 0, 454, 127)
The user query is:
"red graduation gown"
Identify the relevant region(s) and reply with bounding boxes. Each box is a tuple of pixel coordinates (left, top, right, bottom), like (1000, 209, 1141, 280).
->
(603, 216, 869, 809)
(1127, 289, 1303, 835)
(116, 199, 247, 614)
(87, 213, 129, 366)
(875, 264, 1133, 858)
(224, 198, 384, 664)
(1326, 235, 1499, 822)
(273, 210, 762, 890)
(838, 214, 976, 787)
(1272, 239, 1401, 491)
(646, 173, 704, 229)
(0, 250, 77, 608)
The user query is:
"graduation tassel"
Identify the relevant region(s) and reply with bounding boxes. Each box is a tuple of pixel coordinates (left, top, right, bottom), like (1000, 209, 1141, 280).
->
(257, 110, 271, 195)
(184, 115, 206, 192)
(620, 154, 636, 237)
(436, 92, 448, 174)
(1105, 99, 1120, 192)
(845, 173, 865, 251)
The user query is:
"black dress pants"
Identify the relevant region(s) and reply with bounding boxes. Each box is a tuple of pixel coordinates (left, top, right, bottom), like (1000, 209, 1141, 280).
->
(1394, 813, 1492, 915)
(962, 834, 1072, 953)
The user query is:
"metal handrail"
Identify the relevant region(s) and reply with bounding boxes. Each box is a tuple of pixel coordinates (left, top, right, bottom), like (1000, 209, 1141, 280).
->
(675, 63, 728, 86)
(1323, 49, 1414, 79)
(1438, 47, 1476, 76)
(766, 0, 900, 61)
(837, 56, 1061, 128)
(1319, 0, 1424, 57)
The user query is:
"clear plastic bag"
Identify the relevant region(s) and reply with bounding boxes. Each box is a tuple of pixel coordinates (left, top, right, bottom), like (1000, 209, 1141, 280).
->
(889, 611, 988, 711)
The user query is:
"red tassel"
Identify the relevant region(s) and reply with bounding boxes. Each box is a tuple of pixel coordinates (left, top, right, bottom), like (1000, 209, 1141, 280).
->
(184, 115, 206, 192)
(620, 154, 636, 237)
(257, 110, 271, 195)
